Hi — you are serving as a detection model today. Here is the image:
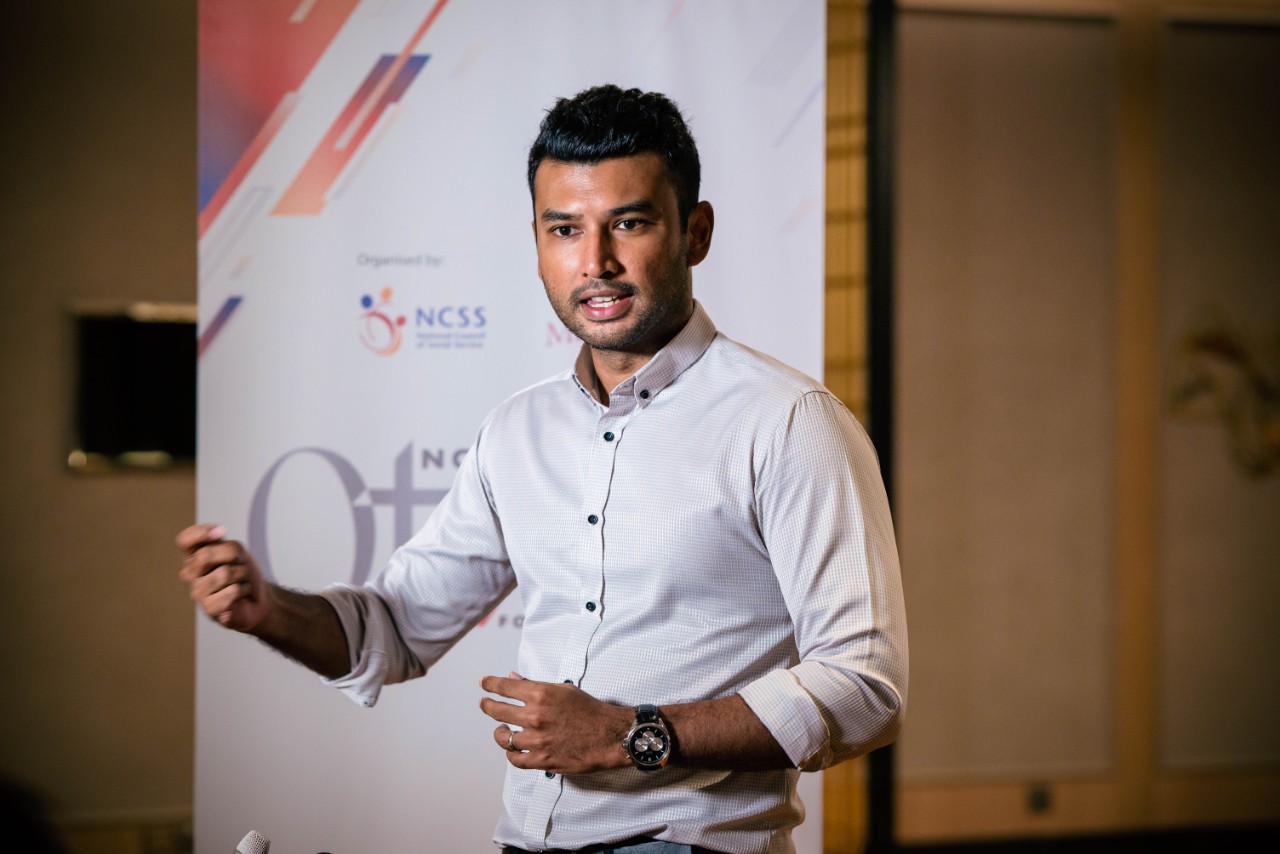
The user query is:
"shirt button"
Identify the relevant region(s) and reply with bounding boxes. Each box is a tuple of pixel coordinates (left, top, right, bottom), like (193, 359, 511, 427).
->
(639, 389, 650, 399)
(585, 601, 596, 612)
(587, 514, 599, 524)
(603, 431, 615, 442)
(563, 679, 575, 684)
(545, 771, 555, 779)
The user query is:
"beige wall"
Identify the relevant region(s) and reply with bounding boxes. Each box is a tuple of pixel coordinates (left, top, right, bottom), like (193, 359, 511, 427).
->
(0, 1, 198, 847)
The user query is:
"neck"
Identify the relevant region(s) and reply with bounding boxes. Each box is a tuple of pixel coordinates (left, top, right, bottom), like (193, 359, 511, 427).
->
(589, 350, 652, 405)
(587, 302, 694, 405)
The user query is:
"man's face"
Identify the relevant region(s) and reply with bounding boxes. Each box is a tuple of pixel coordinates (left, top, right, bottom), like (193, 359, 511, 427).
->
(532, 152, 709, 356)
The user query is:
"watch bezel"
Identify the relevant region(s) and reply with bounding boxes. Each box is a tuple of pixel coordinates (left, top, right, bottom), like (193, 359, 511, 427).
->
(623, 705, 672, 771)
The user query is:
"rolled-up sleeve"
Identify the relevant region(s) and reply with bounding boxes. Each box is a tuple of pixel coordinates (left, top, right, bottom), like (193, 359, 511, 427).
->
(317, 427, 517, 708)
(738, 392, 908, 771)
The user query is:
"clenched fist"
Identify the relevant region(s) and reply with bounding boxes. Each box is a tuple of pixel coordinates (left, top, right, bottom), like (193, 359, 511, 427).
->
(176, 524, 274, 632)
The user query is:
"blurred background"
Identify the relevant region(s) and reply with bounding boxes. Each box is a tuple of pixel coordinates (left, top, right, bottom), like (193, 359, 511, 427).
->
(0, 1, 1276, 852)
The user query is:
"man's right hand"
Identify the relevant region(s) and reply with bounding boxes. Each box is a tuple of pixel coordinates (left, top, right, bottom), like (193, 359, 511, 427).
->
(177, 523, 274, 633)
(175, 523, 351, 678)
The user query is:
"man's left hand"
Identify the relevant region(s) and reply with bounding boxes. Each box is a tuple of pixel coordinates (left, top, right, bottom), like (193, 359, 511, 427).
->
(479, 673, 634, 775)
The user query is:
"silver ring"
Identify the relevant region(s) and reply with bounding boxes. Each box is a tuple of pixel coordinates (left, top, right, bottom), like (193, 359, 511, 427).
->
(506, 730, 518, 751)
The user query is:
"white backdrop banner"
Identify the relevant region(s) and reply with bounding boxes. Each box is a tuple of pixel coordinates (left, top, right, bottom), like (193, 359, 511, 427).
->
(196, 1, 826, 851)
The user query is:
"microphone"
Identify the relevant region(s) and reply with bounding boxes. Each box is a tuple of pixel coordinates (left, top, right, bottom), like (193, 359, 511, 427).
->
(235, 830, 270, 854)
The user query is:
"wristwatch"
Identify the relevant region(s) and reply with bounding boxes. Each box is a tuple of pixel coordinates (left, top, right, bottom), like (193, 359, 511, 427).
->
(622, 704, 672, 771)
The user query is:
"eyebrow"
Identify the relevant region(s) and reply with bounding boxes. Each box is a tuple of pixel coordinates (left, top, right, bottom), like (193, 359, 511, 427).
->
(539, 199, 660, 223)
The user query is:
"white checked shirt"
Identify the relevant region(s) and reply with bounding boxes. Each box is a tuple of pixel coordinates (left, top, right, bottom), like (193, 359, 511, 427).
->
(321, 304, 908, 854)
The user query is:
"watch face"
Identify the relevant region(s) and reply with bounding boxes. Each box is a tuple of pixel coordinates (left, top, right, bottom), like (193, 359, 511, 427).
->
(628, 724, 670, 766)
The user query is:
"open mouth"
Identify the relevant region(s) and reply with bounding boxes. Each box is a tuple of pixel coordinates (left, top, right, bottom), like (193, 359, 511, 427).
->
(578, 289, 634, 321)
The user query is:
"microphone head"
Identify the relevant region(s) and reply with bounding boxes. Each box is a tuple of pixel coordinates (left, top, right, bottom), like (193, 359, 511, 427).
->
(235, 830, 270, 854)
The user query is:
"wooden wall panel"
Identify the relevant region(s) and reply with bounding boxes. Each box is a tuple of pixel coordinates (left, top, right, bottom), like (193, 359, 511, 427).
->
(1156, 19, 1280, 772)
(890, 0, 1280, 843)
(823, 1, 872, 851)
(895, 9, 1119, 782)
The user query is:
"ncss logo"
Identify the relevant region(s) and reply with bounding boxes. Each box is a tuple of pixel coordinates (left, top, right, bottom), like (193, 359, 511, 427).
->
(359, 288, 487, 355)
(358, 287, 407, 356)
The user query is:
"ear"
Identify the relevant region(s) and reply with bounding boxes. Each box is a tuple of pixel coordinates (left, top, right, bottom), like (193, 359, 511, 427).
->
(531, 217, 542, 274)
(685, 201, 715, 267)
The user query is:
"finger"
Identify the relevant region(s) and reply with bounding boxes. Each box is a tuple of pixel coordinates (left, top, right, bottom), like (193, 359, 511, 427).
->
(176, 523, 226, 554)
(480, 674, 522, 698)
(181, 541, 247, 583)
(198, 578, 252, 621)
(202, 541, 246, 568)
(504, 748, 542, 772)
(479, 695, 525, 727)
(482, 673, 542, 701)
(493, 725, 523, 752)
(189, 560, 254, 603)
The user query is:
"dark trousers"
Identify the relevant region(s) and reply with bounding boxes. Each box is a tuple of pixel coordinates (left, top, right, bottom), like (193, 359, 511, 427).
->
(501, 837, 719, 854)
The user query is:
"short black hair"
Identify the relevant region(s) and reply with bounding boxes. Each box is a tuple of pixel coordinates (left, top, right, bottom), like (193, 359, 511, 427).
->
(527, 84, 701, 225)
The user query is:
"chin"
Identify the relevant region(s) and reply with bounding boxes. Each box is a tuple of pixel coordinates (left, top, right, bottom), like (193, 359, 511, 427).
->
(571, 315, 639, 349)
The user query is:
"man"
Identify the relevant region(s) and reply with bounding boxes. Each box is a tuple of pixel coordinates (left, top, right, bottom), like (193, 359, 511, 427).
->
(179, 85, 907, 854)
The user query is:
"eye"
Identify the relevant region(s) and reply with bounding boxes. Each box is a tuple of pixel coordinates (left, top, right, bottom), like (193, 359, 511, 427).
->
(551, 225, 576, 238)
(616, 219, 645, 231)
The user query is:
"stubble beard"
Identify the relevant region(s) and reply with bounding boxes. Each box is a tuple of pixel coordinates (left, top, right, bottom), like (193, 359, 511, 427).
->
(546, 250, 693, 354)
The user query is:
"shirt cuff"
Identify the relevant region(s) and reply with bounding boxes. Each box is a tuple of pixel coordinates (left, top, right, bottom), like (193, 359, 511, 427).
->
(315, 584, 384, 708)
(738, 667, 832, 771)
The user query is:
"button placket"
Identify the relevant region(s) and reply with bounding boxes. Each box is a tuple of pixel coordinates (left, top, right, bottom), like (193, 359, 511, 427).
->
(521, 764, 563, 844)
(574, 404, 628, 626)
(527, 366, 674, 847)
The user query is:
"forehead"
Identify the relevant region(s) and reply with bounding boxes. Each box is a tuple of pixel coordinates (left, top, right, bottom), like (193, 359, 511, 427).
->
(532, 153, 678, 213)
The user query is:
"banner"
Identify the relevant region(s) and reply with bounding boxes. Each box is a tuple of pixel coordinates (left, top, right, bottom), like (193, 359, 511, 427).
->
(197, 2, 825, 851)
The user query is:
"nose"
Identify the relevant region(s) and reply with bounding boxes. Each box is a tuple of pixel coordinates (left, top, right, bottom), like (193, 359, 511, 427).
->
(582, 230, 620, 279)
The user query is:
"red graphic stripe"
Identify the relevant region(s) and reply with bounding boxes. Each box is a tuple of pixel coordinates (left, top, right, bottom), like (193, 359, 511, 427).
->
(272, 56, 428, 215)
(198, 94, 297, 237)
(273, 0, 450, 217)
(199, 0, 361, 236)
(335, 0, 450, 151)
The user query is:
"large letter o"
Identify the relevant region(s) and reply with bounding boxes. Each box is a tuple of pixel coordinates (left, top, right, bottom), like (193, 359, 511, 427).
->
(247, 448, 376, 586)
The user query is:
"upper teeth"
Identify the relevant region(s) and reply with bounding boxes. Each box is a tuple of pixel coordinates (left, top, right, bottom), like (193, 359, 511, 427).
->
(588, 296, 618, 306)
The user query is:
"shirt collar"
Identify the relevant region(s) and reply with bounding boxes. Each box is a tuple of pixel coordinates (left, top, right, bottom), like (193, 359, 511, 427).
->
(571, 301, 717, 407)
